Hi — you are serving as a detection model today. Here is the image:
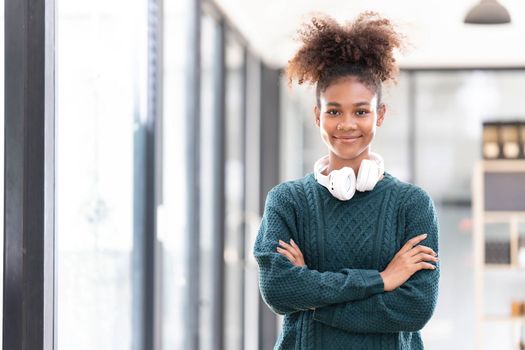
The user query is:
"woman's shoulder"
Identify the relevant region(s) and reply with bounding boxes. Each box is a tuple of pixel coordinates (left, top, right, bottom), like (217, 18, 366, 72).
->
(387, 174, 435, 211)
(266, 174, 311, 201)
(263, 174, 315, 214)
(374, 172, 434, 213)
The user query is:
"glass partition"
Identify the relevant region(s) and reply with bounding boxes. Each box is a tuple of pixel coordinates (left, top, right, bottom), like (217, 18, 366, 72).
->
(56, 0, 147, 348)
(160, 0, 195, 348)
(224, 32, 246, 350)
(198, 12, 219, 350)
(415, 71, 525, 201)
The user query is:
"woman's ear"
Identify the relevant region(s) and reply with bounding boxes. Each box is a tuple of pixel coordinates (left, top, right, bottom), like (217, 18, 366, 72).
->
(376, 103, 386, 127)
(314, 105, 320, 127)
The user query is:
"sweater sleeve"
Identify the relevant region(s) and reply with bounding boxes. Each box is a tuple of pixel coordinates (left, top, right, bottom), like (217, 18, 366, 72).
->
(253, 183, 385, 315)
(312, 186, 440, 333)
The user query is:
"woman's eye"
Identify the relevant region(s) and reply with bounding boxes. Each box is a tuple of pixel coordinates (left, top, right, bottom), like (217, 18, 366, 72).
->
(326, 110, 340, 116)
(356, 110, 369, 117)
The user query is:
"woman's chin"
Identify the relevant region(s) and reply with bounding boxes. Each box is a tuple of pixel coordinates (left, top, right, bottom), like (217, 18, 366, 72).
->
(328, 146, 368, 160)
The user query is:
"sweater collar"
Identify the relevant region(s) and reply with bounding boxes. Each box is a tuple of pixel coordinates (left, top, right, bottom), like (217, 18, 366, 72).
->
(307, 170, 396, 200)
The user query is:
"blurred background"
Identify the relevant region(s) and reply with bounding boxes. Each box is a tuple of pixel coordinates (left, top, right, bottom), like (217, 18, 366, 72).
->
(3, 0, 525, 349)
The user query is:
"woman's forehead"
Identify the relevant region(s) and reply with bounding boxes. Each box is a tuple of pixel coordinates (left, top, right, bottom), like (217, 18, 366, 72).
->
(320, 78, 378, 105)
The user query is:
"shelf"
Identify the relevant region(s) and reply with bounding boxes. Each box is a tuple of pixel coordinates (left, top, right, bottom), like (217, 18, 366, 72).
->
(473, 161, 525, 349)
(481, 160, 525, 172)
(483, 315, 525, 323)
(484, 264, 525, 271)
(483, 212, 525, 223)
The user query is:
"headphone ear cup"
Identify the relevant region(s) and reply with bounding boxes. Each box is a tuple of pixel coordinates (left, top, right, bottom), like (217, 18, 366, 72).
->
(356, 159, 380, 192)
(329, 167, 356, 201)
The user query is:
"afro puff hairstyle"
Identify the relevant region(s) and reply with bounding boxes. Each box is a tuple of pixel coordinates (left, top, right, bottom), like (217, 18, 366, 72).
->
(285, 11, 406, 107)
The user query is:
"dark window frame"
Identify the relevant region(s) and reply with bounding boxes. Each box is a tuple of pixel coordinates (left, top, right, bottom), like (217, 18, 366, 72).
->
(3, 0, 56, 348)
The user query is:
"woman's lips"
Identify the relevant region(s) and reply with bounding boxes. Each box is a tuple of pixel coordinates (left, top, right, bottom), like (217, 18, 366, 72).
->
(335, 136, 361, 143)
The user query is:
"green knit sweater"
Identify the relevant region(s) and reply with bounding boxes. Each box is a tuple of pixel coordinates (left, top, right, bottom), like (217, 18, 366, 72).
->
(253, 170, 440, 350)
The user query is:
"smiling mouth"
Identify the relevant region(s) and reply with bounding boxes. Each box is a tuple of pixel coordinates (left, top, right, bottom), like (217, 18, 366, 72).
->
(334, 136, 361, 143)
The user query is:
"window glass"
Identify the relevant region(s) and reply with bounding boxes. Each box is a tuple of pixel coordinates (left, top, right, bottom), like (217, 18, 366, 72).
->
(413, 70, 525, 349)
(415, 71, 525, 200)
(373, 71, 411, 181)
(57, 0, 147, 348)
(198, 12, 218, 350)
(224, 32, 245, 350)
(159, 0, 190, 348)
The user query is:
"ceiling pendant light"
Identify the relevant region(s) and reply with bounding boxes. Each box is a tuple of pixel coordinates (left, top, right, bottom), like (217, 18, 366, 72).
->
(464, 0, 511, 24)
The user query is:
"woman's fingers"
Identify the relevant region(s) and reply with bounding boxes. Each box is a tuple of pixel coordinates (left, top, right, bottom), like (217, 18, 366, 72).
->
(277, 240, 298, 261)
(411, 252, 439, 264)
(408, 245, 437, 258)
(277, 239, 306, 266)
(276, 246, 296, 263)
(279, 240, 301, 260)
(382, 234, 438, 291)
(290, 239, 303, 257)
(399, 233, 428, 255)
(417, 261, 437, 271)
(279, 239, 294, 251)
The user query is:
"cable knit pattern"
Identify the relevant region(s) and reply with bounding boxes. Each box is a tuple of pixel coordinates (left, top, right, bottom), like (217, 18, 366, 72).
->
(253, 171, 440, 350)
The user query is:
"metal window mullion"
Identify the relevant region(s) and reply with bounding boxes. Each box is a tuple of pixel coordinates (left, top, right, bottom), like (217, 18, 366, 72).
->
(211, 18, 226, 350)
(131, 0, 163, 348)
(408, 71, 416, 184)
(151, 0, 164, 348)
(243, 52, 261, 350)
(3, 0, 56, 348)
(183, 0, 202, 348)
(239, 46, 248, 350)
(258, 63, 281, 350)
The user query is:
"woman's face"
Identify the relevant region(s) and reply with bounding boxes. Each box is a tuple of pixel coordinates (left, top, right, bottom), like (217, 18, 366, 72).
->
(314, 76, 385, 161)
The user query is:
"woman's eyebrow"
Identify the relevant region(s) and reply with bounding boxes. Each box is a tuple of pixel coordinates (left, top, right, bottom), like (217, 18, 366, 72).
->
(325, 101, 371, 107)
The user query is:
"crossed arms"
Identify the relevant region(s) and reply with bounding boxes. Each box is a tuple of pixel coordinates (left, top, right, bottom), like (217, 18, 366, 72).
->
(253, 183, 440, 333)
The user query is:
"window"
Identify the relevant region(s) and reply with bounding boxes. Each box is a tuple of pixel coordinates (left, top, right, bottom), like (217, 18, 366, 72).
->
(224, 32, 245, 350)
(57, 0, 147, 348)
(415, 71, 525, 201)
(159, 0, 191, 348)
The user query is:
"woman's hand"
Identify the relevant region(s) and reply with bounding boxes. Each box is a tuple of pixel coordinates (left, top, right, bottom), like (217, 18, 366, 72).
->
(277, 240, 314, 310)
(380, 233, 438, 292)
(276, 239, 305, 267)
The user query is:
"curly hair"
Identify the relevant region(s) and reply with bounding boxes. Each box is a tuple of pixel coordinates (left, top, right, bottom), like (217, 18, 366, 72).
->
(285, 11, 406, 107)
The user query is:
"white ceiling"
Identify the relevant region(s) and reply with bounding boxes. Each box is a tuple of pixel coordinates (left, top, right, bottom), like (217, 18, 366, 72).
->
(214, 0, 525, 69)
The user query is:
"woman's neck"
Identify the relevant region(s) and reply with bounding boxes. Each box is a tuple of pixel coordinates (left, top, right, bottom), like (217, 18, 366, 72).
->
(322, 150, 385, 181)
(323, 150, 371, 176)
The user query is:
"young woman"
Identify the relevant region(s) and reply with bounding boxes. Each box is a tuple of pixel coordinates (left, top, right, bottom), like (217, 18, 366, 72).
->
(253, 12, 440, 349)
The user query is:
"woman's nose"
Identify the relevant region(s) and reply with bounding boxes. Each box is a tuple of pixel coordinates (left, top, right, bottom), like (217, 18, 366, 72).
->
(337, 117, 357, 131)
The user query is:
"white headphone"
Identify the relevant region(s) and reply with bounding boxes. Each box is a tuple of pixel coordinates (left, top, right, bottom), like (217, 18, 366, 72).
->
(313, 152, 385, 201)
